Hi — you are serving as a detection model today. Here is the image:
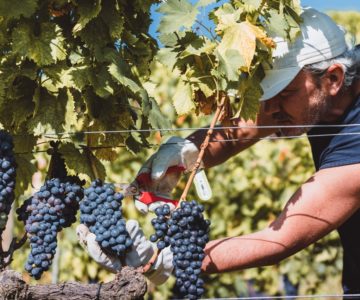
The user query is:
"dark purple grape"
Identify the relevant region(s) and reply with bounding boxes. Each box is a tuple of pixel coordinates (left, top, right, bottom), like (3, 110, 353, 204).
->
(79, 179, 132, 257)
(150, 201, 210, 299)
(157, 240, 166, 250)
(0, 131, 16, 232)
(18, 177, 84, 280)
(150, 234, 157, 242)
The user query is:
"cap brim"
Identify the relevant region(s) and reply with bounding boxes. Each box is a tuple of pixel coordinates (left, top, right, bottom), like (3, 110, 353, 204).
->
(260, 67, 301, 101)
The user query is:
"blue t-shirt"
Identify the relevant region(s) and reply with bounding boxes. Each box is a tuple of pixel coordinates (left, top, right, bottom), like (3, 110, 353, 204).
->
(307, 96, 360, 293)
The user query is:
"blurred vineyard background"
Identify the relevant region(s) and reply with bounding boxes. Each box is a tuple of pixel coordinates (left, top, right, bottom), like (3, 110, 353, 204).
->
(5, 6, 360, 300)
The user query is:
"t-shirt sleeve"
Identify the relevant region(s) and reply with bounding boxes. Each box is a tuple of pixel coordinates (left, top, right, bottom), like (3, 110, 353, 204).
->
(318, 129, 360, 170)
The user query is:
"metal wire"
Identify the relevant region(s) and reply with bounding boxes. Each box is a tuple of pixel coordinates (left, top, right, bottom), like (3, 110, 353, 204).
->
(14, 131, 360, 155)
(216, 131, 360, 142)
(206, 294, 360, 300)
(32, 122, 360, 137)
(12, 123, 360, 154)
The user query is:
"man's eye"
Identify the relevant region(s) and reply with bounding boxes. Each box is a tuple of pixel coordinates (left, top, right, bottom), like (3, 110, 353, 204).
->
(279, 90, 295, 98)
(279, 92, 290, 98)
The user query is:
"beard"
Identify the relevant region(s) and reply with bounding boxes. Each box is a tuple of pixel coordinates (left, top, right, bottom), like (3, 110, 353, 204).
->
(274, 89, 331, 137)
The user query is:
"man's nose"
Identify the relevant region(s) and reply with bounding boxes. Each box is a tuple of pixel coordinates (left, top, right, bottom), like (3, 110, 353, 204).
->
(263, 97, 280, 115)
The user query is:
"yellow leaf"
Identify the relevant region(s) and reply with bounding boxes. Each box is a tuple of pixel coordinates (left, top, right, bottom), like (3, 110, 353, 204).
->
(214, 3, 242, 33)
(95, 148, 118, 161)
(218, 20, 275, 72)
(218, 21, 256, 71)
(246, 21, 276, 48)
(172, 77, 195, 116)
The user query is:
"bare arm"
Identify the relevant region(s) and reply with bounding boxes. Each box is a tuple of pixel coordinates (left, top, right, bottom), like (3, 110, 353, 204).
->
(187, 104, 277, 168)
(201, 163, 360, 273)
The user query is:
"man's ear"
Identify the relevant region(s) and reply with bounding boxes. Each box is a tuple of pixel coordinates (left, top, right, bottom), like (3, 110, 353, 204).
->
(324, 64, 345, 96)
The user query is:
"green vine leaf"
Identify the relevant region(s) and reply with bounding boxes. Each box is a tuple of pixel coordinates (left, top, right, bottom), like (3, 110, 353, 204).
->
(0, 0, 37, 21)
(172, 76, 195, 116)
(108, 61, 142, 95)
(266, 8, 290, 39)
(27, 87, 67, 135)
(242, 0, 263, 12)
(216, 48, 245, 82)
(148, 98, 172, 130)
(76, 18, 109, 57)
(236, 78, 262, 120)
(12, 22, 58, 66)
(73, 0, 102, 33)
(13, 134, 37, 155)
(100, 1, 124, 39)
(125, 134, 144, 154)
(14, 154, 36, 199)
(95, 148, 118, 162)
(108, 59, 151, 116)
(62, 89, 80, 133)
(60, 143, 106, 182)
(50, 26, 67, 62)
(69, 66, 91, 91)
(214, 3, 242, 33)
(157, 0, 199, 34)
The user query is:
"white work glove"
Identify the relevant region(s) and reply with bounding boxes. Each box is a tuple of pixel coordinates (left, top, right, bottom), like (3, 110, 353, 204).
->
(133, 136, 201, 214)
(76, 220, 173, 285)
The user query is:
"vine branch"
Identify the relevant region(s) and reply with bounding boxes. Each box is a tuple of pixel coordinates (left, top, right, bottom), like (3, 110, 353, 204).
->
(0, 233, 28, 271)
(180, 95, 227, 201)
(84, 136, 100, 180)
(0, 267, 147, 299)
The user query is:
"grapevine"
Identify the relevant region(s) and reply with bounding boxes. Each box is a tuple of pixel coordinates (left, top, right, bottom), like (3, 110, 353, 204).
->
(21, 178, 83, 279)
(16, 143, 84, 279)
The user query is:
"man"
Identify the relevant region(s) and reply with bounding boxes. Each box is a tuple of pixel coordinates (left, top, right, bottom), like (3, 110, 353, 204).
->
(77, 7, 360, 294)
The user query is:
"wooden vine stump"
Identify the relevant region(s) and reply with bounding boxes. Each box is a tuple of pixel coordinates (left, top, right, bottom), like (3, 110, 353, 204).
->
(0, 267, 147, 300)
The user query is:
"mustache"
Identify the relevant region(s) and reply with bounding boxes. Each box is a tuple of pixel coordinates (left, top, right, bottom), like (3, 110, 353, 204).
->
(272, 112, 291, 122)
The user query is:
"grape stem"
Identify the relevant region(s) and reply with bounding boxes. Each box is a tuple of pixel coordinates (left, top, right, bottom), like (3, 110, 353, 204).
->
(140, 248, 160, 274)
(0, 233, 27, 270)
(179, 95, 227, 202)
(83, 146, 100, 180)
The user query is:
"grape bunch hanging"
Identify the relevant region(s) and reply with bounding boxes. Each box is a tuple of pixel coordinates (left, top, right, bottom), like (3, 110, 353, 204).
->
(17, 177, 84, 279)
(17, 143, 84, 279)
(0, 130, 16, 232)
(151, 201, 210, 300)
(80, 179, 133, 257)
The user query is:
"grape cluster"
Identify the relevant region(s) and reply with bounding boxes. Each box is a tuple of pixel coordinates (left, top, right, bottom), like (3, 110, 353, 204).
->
(80, 179, 132, 257)
(150, 201, 210, 300)
(149, 204, 171, 250)
(17, 178, 83, 279)
(0, 130, 16, 231)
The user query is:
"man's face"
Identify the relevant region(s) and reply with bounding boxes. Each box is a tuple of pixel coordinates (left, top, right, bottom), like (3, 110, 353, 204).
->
(262, 70, 330, 136)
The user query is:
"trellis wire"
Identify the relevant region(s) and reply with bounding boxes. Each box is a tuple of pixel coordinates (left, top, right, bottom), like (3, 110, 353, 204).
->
(34, 122, 360, 137)
(14, 130, 360, 155)
(200, 294, 360, 300)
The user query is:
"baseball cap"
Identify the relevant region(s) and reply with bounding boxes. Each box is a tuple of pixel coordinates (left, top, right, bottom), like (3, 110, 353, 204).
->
(260, 7, 348, 101)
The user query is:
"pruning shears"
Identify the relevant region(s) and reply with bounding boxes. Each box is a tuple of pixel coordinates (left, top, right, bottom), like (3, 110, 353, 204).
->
(118, 166, 185, 206)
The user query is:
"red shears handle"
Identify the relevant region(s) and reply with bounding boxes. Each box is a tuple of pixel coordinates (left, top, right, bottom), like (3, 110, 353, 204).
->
(138, 192, 179, 206)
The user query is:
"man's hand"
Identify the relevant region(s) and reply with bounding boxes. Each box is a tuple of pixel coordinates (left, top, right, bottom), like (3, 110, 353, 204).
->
(133, 136, 201, 214)
(76, 220, 173, 285)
